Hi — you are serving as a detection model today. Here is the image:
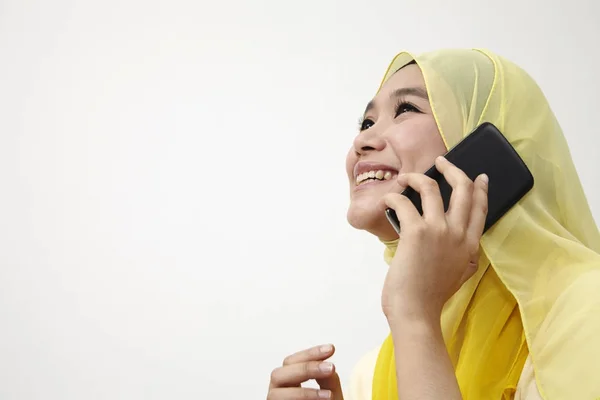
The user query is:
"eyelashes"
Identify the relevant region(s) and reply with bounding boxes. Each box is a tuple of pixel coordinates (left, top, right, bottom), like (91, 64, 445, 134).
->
(393, 99, 420, 117)
(358, 98, 421, 132)
(358, 115, 372, 131)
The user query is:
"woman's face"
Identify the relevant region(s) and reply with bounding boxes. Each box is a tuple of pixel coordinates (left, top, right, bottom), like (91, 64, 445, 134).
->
(346, 64, 447, 241)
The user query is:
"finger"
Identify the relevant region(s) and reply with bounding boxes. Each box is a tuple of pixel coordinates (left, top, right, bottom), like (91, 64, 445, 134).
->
(282, 344, 335, 366)
(270, 361, 336, 388)
(316, 370, 343, 400)
(267, 387, 333, 399)
(435, 156, 474, 228)
(383, 193, 421, 230)
(465, 174, 489, 246)
(396, 173, 445, 221)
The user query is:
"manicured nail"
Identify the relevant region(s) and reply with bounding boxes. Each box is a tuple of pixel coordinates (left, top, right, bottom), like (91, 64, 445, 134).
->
(319, 362, 333, 373)
(318, 389, 332, 398)
(320, 344, 333, 353)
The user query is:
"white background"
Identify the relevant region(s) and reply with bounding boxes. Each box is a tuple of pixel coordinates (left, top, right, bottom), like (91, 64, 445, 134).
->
(1, 0, 599, 398)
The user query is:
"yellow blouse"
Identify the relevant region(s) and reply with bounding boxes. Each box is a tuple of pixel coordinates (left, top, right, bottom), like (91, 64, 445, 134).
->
(345, 348, 542, 400)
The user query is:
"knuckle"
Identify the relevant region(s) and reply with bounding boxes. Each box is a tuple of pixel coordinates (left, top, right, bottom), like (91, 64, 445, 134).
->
(300, 388, 317, 399)
(452, 226, 466, 240)
(270, 367, 282, 385)
(412, 222, 429, 237)
(391, 194, 410, 210)
(396, 195, 411, 207)
(282, 355, 293, 366)
(423, 178, 439, 191)
(304, 361, 316, 376)
(433, 222, 449, 236)
(480, 201, 489, 215)
(462, 179, 474, 192)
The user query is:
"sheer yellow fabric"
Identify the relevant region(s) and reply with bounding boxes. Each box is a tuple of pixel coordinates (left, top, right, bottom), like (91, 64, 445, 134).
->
(371, 49, 600, 399)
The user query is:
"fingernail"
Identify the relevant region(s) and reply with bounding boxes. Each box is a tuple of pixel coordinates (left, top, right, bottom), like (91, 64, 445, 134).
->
(480, 174, 489, 184)
(320, 344, 333, 353)
(318, 390, 332, 398)
(319, 362, 333, 373)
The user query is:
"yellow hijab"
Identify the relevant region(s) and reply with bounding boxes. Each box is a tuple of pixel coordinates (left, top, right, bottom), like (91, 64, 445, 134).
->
(372, 49, 600, 399)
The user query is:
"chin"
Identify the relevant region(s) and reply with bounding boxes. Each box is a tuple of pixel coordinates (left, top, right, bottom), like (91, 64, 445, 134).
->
(346, 206, 374, 231)
(346, 202, 398, 240)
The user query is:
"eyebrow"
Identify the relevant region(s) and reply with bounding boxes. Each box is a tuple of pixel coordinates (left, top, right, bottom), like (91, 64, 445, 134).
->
(363, 87, 429, 115)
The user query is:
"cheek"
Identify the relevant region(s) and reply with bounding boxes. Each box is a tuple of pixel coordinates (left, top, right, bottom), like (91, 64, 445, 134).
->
(345, 148, 357, 179)
(389, 119, 446, 172)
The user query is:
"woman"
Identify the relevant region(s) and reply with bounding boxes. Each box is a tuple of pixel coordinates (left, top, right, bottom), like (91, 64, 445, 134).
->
(266, 49, 600, 400)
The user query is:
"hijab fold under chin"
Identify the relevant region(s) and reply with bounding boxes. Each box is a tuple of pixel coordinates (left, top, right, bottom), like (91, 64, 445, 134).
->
(379, 237, 398, 265)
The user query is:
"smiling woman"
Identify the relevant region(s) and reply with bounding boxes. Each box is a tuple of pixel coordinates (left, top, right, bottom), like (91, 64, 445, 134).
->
(345, 60, 447, 242)
(266, 49, 600, 400)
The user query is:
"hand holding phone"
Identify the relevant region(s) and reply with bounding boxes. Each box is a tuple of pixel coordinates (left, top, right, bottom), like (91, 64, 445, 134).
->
(385, 122, 534, 234)
(381, 156, 490, 319)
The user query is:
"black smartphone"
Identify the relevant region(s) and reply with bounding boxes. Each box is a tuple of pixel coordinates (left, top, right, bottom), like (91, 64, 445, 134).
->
(385, 122, 534, 234)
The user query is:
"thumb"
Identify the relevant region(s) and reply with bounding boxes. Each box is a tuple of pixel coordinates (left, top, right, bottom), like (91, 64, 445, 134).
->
(317, 367, 344, 400)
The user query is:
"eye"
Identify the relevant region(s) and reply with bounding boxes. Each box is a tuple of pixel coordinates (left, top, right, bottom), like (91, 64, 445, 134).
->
(394, 101, 420, 117)
(359, 118, 375, 131)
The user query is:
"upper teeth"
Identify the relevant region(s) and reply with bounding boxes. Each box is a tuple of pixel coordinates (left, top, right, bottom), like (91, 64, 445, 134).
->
(356, 170, 394, 185)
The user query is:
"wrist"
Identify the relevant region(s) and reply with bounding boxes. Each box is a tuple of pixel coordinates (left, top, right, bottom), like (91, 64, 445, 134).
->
(387, 312, 444, 346)
(383, 295, 443, 328)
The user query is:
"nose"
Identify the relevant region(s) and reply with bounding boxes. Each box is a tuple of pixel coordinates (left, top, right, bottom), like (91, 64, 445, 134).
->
(353, 128, 386, 156)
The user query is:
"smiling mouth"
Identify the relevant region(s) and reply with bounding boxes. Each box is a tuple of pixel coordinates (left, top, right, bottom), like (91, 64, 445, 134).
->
(355, 169, 397, 186)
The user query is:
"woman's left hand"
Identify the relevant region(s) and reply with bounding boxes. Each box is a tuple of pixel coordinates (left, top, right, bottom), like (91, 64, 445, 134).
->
(381, 156, 489, 324)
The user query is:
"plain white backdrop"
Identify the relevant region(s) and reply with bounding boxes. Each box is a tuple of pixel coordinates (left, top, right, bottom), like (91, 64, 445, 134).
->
(0, 0, 599, 398)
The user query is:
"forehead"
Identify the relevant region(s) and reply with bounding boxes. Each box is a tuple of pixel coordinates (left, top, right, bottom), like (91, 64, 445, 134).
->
(378, 64, 426, 98)
(363, 64, 428, 114)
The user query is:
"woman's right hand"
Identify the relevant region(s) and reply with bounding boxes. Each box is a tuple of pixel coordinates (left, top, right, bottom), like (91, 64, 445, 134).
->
(267, 344, 344, 400)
